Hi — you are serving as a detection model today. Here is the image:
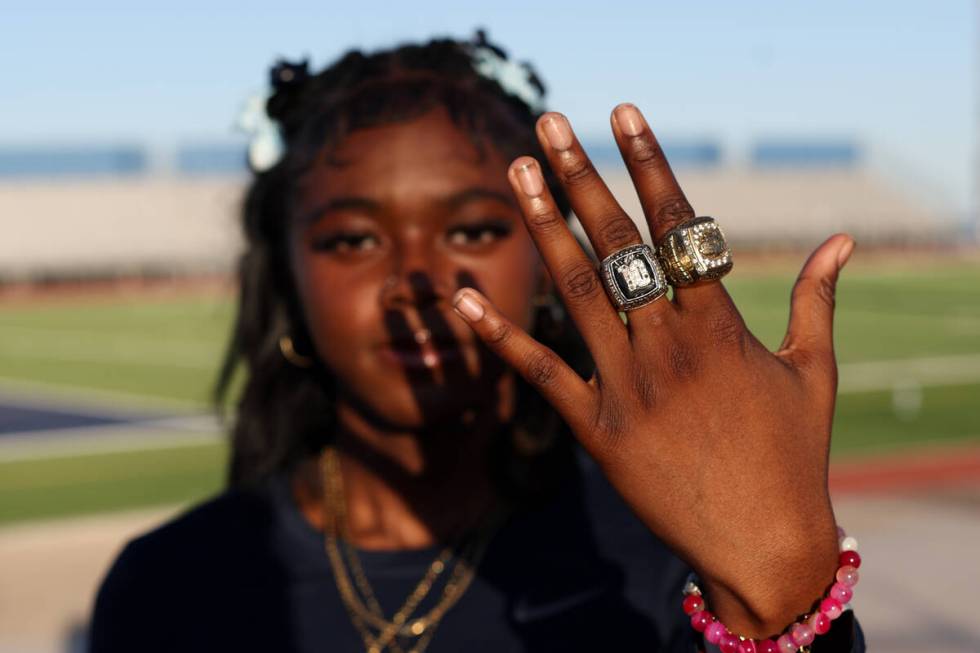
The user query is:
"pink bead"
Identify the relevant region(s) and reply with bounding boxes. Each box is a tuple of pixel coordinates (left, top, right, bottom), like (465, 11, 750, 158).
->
(705, 621, 728, 645)
(776, 634, 797, 652)
(836, 565, 860, 587)
(791, 623, 815, 647)
(810, 610, 832, 635)
(830, 582, 853, 604)
(756, 639, 779, 653)
(820, 597, 843, 620)
(683, 593, 705, 615)
(839, 550, 862, 569)
(738, 639, 758, 653)
(690, 610, 713, 633)
(719, 632, 740, 653)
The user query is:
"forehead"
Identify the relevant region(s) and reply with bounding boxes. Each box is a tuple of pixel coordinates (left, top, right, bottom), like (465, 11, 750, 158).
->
(298, 108, 512, 204)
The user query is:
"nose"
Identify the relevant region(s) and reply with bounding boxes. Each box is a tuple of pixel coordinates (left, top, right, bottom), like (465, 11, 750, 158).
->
(379, 241, 455, 310)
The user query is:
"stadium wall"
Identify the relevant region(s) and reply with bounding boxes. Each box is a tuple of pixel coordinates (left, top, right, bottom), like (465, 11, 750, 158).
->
(0, 143, 960, 282)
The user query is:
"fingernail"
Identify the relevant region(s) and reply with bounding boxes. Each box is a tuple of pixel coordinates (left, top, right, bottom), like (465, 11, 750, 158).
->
(453, 290, 485, 322)
(837, 239, 855, 268)
(515, 161, 544, 197)
(614, 103, 646, 137)
(542, 114, 573, 151)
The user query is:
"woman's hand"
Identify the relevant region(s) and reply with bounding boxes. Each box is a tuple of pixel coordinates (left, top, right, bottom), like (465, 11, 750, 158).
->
(451, 104, 854, 638)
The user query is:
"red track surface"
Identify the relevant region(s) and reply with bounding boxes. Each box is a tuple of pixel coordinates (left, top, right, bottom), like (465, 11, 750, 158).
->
(830, 444, 980, 495)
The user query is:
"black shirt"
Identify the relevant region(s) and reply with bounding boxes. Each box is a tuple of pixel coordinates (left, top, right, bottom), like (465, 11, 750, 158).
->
(89, 450, 863, 652)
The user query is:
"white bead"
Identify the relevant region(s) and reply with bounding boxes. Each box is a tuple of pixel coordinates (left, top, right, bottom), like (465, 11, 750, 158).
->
(840, 536, 859, 552)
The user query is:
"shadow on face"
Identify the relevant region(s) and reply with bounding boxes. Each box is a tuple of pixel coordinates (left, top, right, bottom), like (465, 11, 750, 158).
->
(287, 106, 545, 441)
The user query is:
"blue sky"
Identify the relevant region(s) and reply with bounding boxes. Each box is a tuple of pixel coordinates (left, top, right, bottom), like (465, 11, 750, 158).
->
(2, 1, 976, 211)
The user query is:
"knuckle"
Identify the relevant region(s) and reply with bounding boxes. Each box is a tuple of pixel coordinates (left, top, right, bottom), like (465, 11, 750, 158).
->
(559, 154, 597, 187)
(631, 368, 659, 406)
(524, 349, 561, 387)
(588, 398, 628, 454)
(663, 342, 700, 381)
(793, 275, 837, 310)
(525, 204, 564, 235)
(597, 215, 639, 251)
(630, 137, 666, 169)
(706, 305, 748, 352)
(558, 261, 602, 303)
(817, 277, 838, 309)
(485, 319, 513, 347)
(654, 195, 695, 227)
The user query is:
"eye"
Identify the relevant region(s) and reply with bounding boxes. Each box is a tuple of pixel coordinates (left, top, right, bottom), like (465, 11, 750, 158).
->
(311, 232, 380, 254)
(446, 221, 513, 247)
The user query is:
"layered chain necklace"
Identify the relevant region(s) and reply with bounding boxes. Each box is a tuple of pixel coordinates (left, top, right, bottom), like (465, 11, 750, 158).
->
(321, 448, 499, 653)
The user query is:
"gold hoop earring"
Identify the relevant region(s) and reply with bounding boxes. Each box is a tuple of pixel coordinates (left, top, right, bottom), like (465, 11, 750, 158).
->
(279, 335, 314, 368)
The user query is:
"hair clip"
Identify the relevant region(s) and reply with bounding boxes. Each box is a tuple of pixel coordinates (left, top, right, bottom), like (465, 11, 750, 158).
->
(236, 59, 311, 173)
(237, 91, 284, 173)
(466, 34, 545, 113)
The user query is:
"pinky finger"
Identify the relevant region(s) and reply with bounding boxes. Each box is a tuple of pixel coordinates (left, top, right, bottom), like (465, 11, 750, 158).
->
(452, 288, 595, 431)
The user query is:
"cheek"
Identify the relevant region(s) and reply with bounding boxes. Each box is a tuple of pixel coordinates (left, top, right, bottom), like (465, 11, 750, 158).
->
(475, 234, 540, 330)
(292, 251, 380, 361)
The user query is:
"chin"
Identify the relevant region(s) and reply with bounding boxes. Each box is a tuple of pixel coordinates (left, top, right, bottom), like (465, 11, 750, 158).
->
(346, 378, 491, 432)
(386, 387, 479, 430)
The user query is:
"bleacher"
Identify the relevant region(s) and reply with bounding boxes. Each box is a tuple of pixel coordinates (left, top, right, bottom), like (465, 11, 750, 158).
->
(0, 140, 960, 282)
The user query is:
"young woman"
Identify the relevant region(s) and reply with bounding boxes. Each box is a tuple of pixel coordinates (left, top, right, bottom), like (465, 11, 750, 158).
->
(90, 33, 864, 653)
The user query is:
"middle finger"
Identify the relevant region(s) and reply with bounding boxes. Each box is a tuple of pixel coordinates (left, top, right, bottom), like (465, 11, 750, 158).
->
(536, 112, 675, 323)
(537, 112, 646, 261)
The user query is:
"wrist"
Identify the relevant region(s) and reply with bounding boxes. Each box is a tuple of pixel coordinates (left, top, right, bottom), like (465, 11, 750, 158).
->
(700, 531, 839, 636)
(684, 525, 862, 651)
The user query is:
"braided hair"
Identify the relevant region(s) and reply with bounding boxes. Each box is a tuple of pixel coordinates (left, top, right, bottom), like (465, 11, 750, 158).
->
(214, 31, 587, 491)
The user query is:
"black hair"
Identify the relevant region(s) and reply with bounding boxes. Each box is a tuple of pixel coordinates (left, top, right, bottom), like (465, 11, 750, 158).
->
(213, 31, 589, 494)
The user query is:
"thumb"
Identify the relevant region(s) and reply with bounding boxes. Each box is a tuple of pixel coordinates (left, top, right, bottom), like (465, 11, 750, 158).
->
(779, 233, 854, 372)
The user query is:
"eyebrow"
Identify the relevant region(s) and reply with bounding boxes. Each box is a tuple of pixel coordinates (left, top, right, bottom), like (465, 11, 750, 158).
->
(444, 187, 518, 210)
(298, 197, 380, 226)
(299, 186, 518, 226)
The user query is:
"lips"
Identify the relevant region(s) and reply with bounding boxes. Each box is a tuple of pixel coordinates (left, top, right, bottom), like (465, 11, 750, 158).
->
(379, 337, 466, 370)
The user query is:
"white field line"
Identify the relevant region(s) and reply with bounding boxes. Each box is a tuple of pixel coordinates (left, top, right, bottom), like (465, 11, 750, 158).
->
(0, 355, 976, 463)
(0, 417, 224, 463)
(0, 376, 206, 413)
(837, 354, 980, 393)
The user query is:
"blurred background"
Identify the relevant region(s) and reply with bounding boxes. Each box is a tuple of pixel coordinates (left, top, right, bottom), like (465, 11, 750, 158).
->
(0, 1, 977, 652)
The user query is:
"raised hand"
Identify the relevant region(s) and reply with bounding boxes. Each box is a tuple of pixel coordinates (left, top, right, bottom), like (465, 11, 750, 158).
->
(451, 103, 855, 638)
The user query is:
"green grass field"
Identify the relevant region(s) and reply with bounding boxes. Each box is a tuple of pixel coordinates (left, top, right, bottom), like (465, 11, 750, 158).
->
(1, 259, 979, 525)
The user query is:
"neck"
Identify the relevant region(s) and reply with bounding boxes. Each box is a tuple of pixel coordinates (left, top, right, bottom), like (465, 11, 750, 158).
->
(293, 403, 504, 551)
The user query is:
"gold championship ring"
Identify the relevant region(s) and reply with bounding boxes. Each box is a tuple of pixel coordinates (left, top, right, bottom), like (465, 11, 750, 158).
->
(658, 216, 733, 286)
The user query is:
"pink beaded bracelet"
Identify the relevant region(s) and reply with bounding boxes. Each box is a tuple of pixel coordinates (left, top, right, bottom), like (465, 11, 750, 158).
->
(682, 527, 860, 653)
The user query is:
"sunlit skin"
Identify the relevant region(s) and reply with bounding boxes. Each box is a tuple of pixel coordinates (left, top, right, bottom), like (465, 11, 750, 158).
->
(287, 102, 855, 640)
(288, 107, 545, 550)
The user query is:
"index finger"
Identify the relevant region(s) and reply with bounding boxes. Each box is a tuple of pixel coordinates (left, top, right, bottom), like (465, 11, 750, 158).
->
(536, 112, 645, 261)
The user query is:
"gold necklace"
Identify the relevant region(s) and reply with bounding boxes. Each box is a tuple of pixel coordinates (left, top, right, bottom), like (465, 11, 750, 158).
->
(321, 448, 497, 653)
